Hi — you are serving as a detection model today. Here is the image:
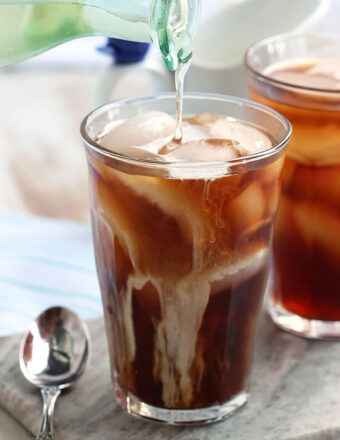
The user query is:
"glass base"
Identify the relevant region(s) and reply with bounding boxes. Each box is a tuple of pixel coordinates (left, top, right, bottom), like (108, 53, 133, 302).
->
(115, 384, 248, 425)
(268, 298, 340, 340)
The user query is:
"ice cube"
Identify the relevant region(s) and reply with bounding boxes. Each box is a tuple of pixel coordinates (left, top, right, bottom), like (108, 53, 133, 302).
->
(281, 161, 340, 208)
(293, 202, 340, 263)
(208, 119, 272, 155)
(260, 157, 284, 184)
(181, 120, 209, 142)
(287, 125, 340, 167)
(263, 182, 280, 219)
(269, 70, 340, 90)
(267, 58, 340, 90)
(309, 58, 340, 83)
(210, 248, 268, 294)
(99, 111, 176, 158)
(288, 143, 340, 167)
(94, 170, 194, 279)
(284, 165, 314, 201)
(275, 195, 297, 238)
(161, 139, 242, 162)
(226, 182, 266, 236)
(188, 113, 272, 156)
(190, 112, 226, 126)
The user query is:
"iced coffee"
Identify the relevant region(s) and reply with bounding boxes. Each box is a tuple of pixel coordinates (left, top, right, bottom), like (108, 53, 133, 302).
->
(81, 95, 290, 424)
(246, 33, 340, 338)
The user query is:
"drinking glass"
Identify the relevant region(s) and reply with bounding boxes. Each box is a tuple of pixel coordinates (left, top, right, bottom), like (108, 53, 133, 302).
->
(81, 93, 291, 424)
(246, 33, 340, 339)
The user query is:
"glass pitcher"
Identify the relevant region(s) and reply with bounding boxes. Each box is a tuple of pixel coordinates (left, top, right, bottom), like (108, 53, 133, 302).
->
(0, 0, 200, 70)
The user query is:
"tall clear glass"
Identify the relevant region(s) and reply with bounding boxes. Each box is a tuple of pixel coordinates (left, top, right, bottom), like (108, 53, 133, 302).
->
(81, 94, 291, 424)
(246, 33, 340, 339)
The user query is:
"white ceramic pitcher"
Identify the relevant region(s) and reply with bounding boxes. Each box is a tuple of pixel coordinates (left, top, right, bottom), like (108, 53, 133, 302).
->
(186, 0, 329, 96)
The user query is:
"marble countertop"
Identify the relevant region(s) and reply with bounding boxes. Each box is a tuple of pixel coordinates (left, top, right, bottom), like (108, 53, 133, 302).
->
(1, 316, 340, 440)
(0, 410, 32, 440)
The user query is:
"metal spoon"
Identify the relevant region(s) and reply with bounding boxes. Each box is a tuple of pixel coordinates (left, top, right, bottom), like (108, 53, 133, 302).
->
(19, 307, 90, 440)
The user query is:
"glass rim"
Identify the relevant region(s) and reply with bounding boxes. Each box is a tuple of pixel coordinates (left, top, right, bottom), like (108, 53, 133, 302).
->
(80, 92, 291, 170)
(245, 31, 340, 94)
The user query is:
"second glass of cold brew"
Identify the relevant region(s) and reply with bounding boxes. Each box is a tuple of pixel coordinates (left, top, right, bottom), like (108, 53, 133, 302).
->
(246, 33, 340, 339)
(81, 94, 291, 424)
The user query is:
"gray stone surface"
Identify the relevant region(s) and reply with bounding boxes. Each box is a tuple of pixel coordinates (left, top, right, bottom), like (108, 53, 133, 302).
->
(0, 315, 339, 440)
(0, 408, 32, 440)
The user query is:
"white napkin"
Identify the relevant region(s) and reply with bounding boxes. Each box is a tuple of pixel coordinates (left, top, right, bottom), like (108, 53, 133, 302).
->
(0, 210, 101, 336)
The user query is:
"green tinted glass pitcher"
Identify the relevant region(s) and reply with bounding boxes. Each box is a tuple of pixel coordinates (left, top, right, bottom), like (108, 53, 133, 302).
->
(0, 0, 200, 69)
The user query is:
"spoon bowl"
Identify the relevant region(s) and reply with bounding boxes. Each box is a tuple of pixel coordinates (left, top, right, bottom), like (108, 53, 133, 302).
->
(19, 306, 90, 439)
(20, 306, 89, 388)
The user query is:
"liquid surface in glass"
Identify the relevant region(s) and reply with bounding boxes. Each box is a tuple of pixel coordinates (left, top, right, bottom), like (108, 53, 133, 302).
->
(265, 57, 340, 90)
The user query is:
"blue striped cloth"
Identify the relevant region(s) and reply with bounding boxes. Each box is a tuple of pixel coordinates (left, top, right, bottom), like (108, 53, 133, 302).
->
(0, 210, 102, 336)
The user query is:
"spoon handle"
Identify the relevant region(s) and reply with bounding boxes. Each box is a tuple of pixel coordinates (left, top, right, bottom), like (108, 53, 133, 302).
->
(36, 386, 61, 440)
